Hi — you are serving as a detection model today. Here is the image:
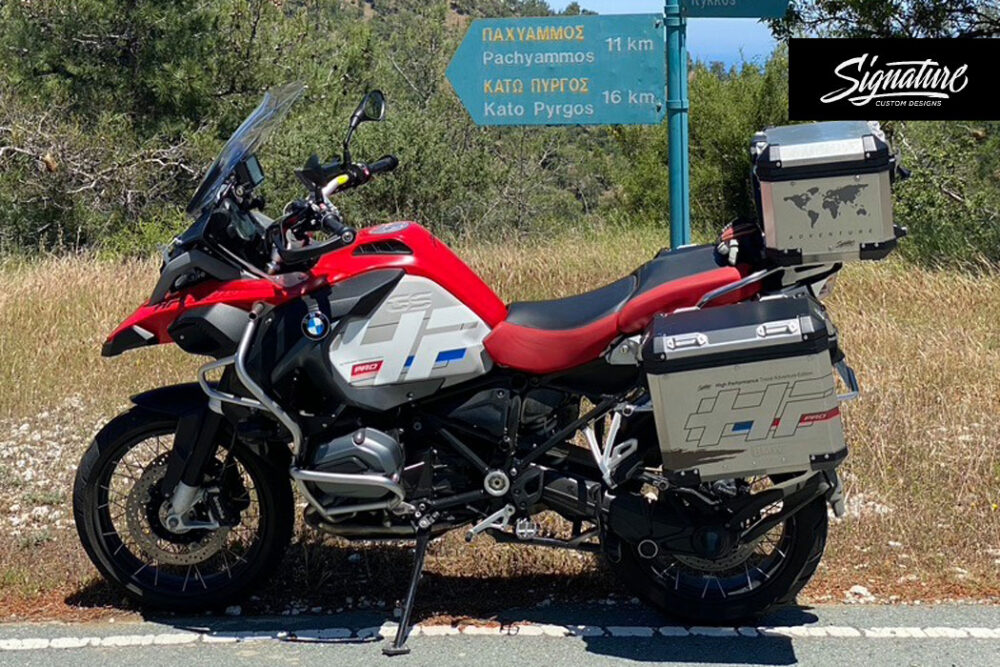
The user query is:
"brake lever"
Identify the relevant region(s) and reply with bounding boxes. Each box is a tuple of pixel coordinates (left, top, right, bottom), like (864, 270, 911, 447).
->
(268, 206, 356, 269)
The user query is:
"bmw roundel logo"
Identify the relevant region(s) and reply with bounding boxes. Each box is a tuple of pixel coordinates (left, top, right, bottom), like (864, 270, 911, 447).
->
(302, 311, 330, 340)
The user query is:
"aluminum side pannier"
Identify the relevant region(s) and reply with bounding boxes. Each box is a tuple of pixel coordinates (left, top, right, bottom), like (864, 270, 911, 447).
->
(751, 121, 906, 266)
(642, 297, 847, 483)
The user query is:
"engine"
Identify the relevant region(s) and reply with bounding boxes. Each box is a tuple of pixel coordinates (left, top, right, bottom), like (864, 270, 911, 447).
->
(304, 427, 404, 505)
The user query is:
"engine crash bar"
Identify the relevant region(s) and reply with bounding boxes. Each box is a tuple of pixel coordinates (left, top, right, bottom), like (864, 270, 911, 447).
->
(197, 304, 304, 456)
(198, 305, 410, 520)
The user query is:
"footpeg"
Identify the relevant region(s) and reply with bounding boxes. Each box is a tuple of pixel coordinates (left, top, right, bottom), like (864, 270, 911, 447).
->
(515, 517, 540, 539)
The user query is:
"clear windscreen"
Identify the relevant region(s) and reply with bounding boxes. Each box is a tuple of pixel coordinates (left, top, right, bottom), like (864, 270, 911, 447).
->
(185, 81, 305, 216)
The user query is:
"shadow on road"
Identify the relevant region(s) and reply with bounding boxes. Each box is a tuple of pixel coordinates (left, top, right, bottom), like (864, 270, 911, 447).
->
(64, 539, 817, 664)
(579, 636, 799, 665)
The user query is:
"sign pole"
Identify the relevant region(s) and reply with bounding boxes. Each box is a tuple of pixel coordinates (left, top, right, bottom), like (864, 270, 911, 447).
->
(664, 0, 691, 248)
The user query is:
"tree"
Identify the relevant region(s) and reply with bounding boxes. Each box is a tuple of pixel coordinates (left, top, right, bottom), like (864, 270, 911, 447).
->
(770, 0, 1000, 39)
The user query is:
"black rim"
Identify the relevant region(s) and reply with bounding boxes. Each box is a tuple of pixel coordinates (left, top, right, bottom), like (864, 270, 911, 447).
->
(92, 426, 267, 596)
(644, 480, 796, 601)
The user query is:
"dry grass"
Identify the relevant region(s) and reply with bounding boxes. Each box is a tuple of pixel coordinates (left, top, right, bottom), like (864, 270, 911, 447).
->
(1, 228, 999, 622)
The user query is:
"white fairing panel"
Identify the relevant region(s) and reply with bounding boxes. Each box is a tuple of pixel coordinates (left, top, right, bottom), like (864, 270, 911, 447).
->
(329, 276, 492, 387)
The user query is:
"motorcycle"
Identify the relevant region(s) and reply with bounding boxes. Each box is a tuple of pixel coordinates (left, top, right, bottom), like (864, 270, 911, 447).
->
(73, 83, 904, 654)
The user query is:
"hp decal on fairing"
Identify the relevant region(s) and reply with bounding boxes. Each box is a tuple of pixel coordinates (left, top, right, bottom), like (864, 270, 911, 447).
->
(328, 276, 491, 387)
(302, 311, 330, 340)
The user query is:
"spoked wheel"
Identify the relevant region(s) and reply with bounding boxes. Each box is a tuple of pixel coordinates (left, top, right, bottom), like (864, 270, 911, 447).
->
(606, 477, 828, 624)
(73, 408, 293, 611)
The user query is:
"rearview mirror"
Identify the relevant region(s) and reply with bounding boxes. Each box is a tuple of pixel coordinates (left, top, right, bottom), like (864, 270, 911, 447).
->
(343, 90, 386, 163)
(356, 90, 386, 124)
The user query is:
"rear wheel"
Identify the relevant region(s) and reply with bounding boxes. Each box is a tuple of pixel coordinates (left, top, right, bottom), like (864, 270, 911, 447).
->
(605, 479, 828, 624)
(73, 407, 293, 611)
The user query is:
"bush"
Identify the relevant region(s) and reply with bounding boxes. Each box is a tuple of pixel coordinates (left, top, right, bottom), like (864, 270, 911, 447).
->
(889, 121, 1000, 269)
(610, 49, 790, 238)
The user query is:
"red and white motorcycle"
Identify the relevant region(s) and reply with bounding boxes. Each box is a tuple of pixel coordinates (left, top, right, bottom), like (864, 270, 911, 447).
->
(73, 84, 904, 654)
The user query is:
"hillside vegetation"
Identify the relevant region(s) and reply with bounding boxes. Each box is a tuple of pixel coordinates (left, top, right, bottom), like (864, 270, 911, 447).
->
(0, 0, 999, 268)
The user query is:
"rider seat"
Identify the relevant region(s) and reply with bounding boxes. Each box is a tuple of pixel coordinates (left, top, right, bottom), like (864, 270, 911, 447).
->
(483, 245, 757, 374)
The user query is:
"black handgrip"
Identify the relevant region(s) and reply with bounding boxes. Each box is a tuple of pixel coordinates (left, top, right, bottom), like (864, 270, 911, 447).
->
(274, 211, 355, 265)
(320, 211, 356, 244)
(369, 155, 399, 175)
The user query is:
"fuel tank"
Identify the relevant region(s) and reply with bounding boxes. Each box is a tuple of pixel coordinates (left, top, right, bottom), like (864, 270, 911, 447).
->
(313, 222, 507, 328)
(241, 223, 508, 410)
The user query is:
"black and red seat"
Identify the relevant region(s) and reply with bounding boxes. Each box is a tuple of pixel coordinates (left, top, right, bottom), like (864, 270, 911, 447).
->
(483, 245, 758, 374)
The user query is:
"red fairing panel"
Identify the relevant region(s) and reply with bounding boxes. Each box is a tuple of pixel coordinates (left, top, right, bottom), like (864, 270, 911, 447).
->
(105, 223, 506, 351)
(313, 223, 507, 327)
(104, 275, 325, 350)
(483, 265, 757, 375)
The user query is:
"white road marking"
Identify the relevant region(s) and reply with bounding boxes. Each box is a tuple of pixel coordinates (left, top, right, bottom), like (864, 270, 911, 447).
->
(825, 626, 863, 638)
(690, 627, 739, 637)
(962, 627, 1000, 638)
(607, 626, 656, 637)
(415, 625, 460, 636)
(461, 625, 503, 635)
(2, 624, 1000, 651)
(922, 627, 969, 638)
(565, 625, 605, 637)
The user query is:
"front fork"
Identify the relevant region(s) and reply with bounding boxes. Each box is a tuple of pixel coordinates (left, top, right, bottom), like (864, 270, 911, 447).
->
(160, 304, 283, 533)
(161, 405, 225, 532)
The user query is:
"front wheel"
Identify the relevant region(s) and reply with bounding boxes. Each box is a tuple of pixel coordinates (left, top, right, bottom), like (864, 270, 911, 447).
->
(73, 407, 294, 611)
(605, 490, 828, 624)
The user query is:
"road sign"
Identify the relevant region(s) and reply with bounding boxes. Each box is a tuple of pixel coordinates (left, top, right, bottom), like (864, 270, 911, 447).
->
(681, 0, 789, 19)
(446, 15, 666, 126)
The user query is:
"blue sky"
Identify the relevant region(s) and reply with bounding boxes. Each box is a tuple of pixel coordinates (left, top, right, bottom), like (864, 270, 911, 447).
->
(550, 0, 778, 66)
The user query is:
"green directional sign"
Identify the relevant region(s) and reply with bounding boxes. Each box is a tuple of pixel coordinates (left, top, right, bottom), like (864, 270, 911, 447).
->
(682, 0, 789, 18)
(446, 15, 666, 126)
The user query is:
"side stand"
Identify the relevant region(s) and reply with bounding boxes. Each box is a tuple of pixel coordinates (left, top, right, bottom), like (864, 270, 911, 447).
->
(382, 531, 431, 656)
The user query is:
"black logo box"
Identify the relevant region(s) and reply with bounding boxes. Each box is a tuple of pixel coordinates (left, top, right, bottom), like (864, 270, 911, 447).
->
(789, 38, 1000, 121)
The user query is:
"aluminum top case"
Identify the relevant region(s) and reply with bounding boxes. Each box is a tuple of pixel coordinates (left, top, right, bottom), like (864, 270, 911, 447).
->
(751, 121, 904, 266)
(642, 297, 846, 484)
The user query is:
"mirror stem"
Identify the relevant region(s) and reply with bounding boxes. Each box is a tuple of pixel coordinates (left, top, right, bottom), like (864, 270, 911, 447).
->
(343, 127, 355, 164)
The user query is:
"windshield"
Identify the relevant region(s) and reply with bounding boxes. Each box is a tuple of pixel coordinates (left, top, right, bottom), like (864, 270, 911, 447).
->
(186, 81, 305, 216)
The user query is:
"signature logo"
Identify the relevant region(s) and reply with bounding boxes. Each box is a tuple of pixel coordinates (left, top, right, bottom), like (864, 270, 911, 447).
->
(820, 54, 969, 107)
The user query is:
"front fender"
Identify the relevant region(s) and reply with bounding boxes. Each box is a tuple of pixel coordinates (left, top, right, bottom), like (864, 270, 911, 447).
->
(130, 383, 207, 417)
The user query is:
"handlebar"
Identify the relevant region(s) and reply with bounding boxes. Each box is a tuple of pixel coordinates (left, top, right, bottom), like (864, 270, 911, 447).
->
(270, 154, 399, 269)
(320, 155, 399, 199)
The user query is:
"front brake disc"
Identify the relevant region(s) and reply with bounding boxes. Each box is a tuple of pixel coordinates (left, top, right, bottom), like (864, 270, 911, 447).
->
(124, 461, 230, 566)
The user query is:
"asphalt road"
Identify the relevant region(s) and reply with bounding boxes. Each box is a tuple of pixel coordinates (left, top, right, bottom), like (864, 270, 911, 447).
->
(2, 603, 999, 666)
